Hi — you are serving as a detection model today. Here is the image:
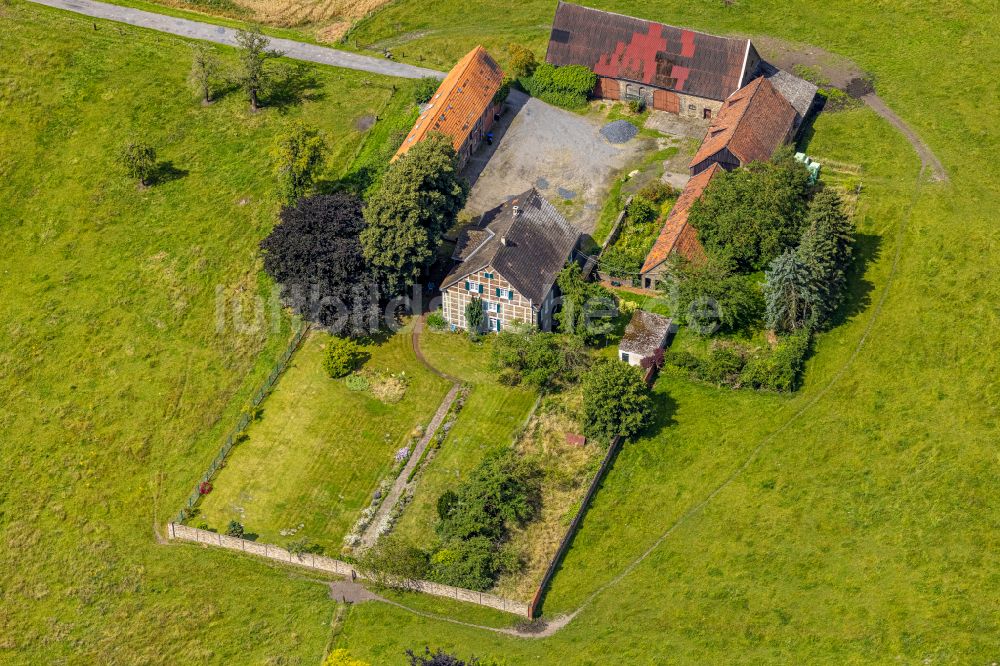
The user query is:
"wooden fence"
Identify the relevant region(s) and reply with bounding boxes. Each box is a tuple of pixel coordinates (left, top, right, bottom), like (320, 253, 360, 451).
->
(168, 523, 530, 617)
(527, 363, 658, 618)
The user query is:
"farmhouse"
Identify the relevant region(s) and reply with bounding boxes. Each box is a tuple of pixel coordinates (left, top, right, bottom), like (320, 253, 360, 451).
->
(441, 189, 580, 332)
(639, 163, 722, 289)
(618, 310, 673, 367)
(545, 2, 762, 119)
(394, 46, 504, 168)
(689, 75, 798, 175)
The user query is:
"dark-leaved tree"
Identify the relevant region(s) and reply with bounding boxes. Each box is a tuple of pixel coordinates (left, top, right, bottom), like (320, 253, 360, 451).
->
(361, 134, 468, 295)
(260, 193, 381, 334)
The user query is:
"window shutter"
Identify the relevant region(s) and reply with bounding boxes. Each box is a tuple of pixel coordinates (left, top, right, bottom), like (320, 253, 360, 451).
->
(465, 281, 470, 290)
(495, 287, 501, 297)
(478, 284, 484, 294)
(508, 290, 514, 300)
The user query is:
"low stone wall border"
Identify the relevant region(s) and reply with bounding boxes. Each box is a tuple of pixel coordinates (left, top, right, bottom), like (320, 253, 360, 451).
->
(167, 523, 530, 617)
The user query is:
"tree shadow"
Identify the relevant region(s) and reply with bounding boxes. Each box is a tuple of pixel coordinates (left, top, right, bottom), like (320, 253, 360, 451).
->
(150, 160, 188, 186)
(827, 231, 882, 328)
(267, 62, 326, 112)
(243, 532, 259, 542)
(643, 384, 679, 434)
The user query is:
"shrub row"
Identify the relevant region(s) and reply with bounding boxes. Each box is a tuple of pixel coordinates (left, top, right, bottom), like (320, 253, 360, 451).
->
(666, 330, 810, 392)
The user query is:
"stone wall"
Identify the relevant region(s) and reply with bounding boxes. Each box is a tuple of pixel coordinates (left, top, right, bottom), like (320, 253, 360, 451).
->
(167, 523, 530, 617)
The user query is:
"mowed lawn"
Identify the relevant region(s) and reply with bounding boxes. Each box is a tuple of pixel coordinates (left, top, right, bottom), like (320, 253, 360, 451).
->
(391, 331, 537, 549)
(0, 3, 419, 663)
(197, 326, 450, 551)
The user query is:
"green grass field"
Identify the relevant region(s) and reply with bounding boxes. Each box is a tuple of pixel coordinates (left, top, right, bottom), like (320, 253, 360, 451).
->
(391, 332, 537, 550)
(4, 0, 999, 663)
(195, 326, 450, 551)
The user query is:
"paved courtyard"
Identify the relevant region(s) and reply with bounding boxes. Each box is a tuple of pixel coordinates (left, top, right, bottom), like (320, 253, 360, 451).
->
(463, 91, 655, 235)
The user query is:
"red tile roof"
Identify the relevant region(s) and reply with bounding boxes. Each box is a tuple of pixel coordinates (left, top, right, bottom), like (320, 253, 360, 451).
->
(640, 164, 722, 273)
(546, 2, 754, 102)
(689, 76, 797, 170)
(394, 46, 503, 160)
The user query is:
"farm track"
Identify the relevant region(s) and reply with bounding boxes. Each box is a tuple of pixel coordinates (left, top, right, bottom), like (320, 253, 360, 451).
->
(27, 0, 444, 79)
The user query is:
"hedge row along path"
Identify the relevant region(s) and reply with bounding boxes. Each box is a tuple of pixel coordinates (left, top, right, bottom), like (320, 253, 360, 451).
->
(28, 0, 443, 79)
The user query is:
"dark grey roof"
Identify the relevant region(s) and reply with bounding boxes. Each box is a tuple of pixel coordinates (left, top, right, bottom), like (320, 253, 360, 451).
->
(619, 310, 672, 355)
(442, 189, 580, 305)
(759, 62, 818, 123)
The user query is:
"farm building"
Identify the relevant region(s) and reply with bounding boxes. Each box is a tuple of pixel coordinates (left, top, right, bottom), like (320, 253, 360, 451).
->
(638, 163, 722, 289)
(689, 76, 798, 175)
(441, 189, 580, 333)
(394, 46, 504, 168)
(618, 310, 673, 367)
(545, 2, 761, 119)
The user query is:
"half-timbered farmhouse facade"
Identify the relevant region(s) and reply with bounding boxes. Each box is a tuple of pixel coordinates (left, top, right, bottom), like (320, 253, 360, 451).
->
(441, 189, 580, 332)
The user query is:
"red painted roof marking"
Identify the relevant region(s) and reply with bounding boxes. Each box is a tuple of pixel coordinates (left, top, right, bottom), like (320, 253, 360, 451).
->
(593, 24, 667, 84)
(671, 64, 690, 91)
(680, 29, 696, 57)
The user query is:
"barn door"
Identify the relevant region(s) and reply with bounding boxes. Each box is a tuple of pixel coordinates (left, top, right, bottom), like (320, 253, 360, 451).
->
(653, 89, 679, 113)
(596, 77, 620, 100)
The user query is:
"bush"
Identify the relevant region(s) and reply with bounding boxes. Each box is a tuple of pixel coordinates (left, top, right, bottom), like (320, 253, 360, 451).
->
(665, 257, 764, 335)
(637, 180, 675, 204)
(358, 534, 429, 585)
(225, 520, 245, 538)
(489, 328, 588, 390)
(739, 330, 810, 391)
(427, 309, 448, 331)
(518, 63, 594, 110)
(550, 64, 596, 96)
(700, 346, 746, 385)
(413, 76, 440, 104)
(665, 350, 702, 371)
(323, 337, 364, 378)
(323, 648, 370, 666)
(627, 196, 658, 224)
(345, 373, 369, 392)
(582, 358, 653, 443)
(507, 43, 537, 78)
(117, 140, 157, 186)
(627, 98, 645, 114)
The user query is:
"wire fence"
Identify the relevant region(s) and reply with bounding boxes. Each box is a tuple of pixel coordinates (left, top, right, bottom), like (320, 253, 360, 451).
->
(175, 321, 311, 523)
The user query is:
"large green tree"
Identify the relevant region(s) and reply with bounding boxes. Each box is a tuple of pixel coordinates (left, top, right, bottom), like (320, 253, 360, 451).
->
(581, 358, 653, 443)
(272, 123, 326, 203)
(690, 149, 812, 271)
(796, 189, 855, 326)
(361, 134, 468, 294)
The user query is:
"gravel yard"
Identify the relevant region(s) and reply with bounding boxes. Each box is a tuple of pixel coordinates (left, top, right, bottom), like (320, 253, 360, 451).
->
(463, 91, 653, 236)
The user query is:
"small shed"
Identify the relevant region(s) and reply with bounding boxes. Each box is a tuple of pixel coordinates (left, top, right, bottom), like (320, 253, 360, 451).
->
(618, 310, 673, 367)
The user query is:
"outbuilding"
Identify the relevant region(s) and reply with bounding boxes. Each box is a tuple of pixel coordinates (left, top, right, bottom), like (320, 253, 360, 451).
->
(618, 310, 673, 367)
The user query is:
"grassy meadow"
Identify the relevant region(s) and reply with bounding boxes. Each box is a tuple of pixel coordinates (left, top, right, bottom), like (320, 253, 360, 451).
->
(196, 326, 450, 551)
(3, 0, 999, 664)
(0, 2, 418, 662)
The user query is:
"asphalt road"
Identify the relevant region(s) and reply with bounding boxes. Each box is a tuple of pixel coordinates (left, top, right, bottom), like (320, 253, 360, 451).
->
(27, 0, 444, 80)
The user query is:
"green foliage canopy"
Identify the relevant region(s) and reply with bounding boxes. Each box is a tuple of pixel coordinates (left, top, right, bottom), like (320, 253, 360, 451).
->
(272, 123, 326, 203)
(322, 337, 364, 378)
(581, 358, 653, 443)
(361, 134, 468, 294)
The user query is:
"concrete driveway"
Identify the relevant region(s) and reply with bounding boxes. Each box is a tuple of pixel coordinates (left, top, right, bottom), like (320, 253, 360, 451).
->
(463, 90, 654, 236)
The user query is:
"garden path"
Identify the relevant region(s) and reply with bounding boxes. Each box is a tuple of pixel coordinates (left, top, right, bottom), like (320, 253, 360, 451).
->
(357, 317, 461, 550)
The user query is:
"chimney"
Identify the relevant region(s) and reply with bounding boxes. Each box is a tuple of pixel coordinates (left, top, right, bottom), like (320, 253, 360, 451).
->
(512, 205, 520, 217)
(501, 236, 509, 246)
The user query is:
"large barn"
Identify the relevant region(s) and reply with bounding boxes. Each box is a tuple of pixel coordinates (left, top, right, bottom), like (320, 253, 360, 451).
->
(545, 2, 762, 119)
(394, 46, 504, 168)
